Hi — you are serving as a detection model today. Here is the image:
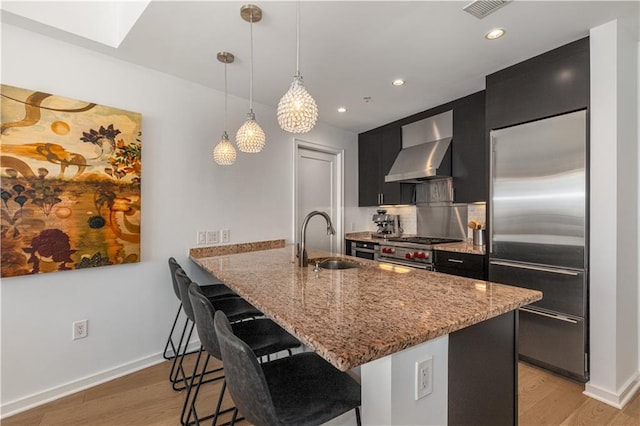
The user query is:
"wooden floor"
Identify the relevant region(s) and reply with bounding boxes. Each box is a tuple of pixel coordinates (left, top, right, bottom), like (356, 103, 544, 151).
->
(3, 357, 639, 425)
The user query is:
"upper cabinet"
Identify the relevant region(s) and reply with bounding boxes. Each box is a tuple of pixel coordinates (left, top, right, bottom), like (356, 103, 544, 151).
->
(452, 91, 486, 203)
(358, 126, 414, 206)
(486, 37, 589, 131)
(358, 90, 487, 206)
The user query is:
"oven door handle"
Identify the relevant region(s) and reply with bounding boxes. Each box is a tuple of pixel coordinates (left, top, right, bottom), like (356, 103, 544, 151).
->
(354, 247, 376, 254)
(379, 258, 431, 270)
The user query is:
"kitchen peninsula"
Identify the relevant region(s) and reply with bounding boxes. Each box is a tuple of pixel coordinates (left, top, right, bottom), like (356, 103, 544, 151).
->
(190, 241, 541, 425)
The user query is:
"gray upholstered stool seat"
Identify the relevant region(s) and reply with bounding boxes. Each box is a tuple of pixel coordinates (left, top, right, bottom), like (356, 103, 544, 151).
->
(170, 267, 262, 393)
(185, 284, 300, 426)
(215, 311, 362, 426)
(164, 257, 238, 361)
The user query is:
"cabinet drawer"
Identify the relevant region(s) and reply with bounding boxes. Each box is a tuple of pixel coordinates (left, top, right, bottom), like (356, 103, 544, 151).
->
(435, 251, 485, 279)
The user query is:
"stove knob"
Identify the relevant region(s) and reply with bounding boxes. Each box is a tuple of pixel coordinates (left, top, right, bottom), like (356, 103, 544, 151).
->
(417, 252, 426, 259)
(389, 248, 395, 254)
(413, 251, 420, 258)
(383, 248, 390, 254)
(405, 252, 413, 259)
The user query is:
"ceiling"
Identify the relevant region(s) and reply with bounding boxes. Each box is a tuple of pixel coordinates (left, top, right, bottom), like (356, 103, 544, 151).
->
(2, 1, 639, 133)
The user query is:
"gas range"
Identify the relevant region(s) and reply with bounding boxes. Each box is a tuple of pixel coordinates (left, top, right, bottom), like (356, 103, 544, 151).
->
(379, 236, 462, 270)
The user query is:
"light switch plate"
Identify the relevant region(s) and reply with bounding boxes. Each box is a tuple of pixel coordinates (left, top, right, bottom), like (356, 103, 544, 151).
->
(206, 230, 219, 244)
(197, 231, 206, 245)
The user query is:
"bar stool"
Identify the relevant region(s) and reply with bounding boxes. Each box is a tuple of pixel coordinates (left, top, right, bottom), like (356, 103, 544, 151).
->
(170, 267, 262, 392)
(185, 284, 300, 426)
(214, 311, 362, 426)
(163, 257, 237, 361)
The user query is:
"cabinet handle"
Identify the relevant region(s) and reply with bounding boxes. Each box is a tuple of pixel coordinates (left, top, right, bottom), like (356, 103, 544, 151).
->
(380, 193, 384, 205)
(490, 260, 579, 276)
(447, 259, 464, 264)
(519, 307, 579, 324)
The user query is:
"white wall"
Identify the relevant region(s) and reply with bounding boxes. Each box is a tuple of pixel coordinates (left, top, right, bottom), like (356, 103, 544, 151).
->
(587, 19, 640, 408)
(0, 23, 358, 415)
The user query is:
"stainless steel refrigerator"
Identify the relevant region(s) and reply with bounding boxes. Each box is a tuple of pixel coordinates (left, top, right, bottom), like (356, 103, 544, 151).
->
(488, 109, 588, 382)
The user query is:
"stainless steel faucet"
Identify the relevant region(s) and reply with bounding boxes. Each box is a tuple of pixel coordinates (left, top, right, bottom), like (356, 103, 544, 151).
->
(299, 210, 336, 267)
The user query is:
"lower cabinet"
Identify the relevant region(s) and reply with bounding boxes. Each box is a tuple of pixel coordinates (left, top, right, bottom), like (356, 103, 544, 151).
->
(449, 311, 517, 425)
(434, 251, 486, 280)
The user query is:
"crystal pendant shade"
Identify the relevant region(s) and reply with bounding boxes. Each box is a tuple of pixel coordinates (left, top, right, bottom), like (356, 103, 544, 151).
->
(277, 75, 318, 134)
(236, 111, 266, 153)
(213, 132, 237, 165)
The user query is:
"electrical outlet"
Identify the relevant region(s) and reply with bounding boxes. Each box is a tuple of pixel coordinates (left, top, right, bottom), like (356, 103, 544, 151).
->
(221, 229, 230, 243)
(415, 356, 433, 400)
(197, 231, 206, 245)
(73, 320, 88, 340)
(206, 230, 219, 244)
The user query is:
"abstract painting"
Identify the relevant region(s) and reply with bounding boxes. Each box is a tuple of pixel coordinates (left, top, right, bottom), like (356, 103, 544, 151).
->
(1, 84, 142, 277)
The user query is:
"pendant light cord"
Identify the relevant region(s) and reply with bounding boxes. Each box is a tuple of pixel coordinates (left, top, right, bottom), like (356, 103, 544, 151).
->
(224, 62, 228, 132)
(296, 0, 300, 77)
(249, 13, 254, 112)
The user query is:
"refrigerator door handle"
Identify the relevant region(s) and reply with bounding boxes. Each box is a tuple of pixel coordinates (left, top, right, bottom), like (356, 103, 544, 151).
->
(490, 260, 579, 276)
(519, 307, 579, 324)
(489, 135, 496, 255)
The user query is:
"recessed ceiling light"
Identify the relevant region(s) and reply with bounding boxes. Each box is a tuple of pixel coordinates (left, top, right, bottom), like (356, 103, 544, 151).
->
(485, 28, 506, 40)
(392, 79, 405, 86)
(337, 107, 347, 113)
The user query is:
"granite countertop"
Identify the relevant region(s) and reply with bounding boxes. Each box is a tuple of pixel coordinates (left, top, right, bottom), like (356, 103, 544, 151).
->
(433, 240, 486, 256)
(346, 232, 486, 255)
(344, 231, 390, 243)
(190, 243, 540, 371)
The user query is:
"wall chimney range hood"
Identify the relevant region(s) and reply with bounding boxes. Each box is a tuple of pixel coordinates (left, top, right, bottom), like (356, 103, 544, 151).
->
(385, 110, 453, 183)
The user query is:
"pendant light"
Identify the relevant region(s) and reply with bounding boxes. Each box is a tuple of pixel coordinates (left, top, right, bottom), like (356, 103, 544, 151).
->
(213, 52, 237, 166)
(236, 4, 266, 153)
(277, 0, 318, 134)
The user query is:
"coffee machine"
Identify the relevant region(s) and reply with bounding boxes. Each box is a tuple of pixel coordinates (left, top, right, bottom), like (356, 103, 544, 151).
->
(372, 209, 401, 237)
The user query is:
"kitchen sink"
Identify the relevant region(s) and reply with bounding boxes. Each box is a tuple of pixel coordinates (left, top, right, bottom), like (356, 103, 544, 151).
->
(315, 258, 361, 270)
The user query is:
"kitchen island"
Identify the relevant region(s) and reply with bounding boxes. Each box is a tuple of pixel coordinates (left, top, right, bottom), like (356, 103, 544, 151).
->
(190, 242, 541, 425)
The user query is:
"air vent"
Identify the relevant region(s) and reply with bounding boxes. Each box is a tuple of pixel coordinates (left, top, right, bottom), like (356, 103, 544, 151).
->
(463, 0, 510, 19)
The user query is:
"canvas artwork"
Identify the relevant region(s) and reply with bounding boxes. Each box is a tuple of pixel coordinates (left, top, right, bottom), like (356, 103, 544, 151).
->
(0, 84, 142, 278)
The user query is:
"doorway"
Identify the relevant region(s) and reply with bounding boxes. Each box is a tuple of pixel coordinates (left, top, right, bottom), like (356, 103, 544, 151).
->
(294, 140, 344, 254)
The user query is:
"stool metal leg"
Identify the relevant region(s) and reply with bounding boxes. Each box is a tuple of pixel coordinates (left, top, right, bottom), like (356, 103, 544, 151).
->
(171, 321, 195, 390)
(162, 303, 183, 359)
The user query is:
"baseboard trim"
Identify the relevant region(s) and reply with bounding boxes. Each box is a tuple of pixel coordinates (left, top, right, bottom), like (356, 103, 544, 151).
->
(0, 340, 201, 419)
(584, 371, 640, 409)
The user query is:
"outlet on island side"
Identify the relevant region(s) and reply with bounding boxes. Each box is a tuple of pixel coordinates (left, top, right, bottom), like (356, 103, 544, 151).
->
(221, 229, 230, 243)
(73, 319, 88, 340)
(415, 356, 433, 400)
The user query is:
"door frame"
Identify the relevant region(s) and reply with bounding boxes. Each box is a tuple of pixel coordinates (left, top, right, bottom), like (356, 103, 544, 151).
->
(293, 139, 344, 253)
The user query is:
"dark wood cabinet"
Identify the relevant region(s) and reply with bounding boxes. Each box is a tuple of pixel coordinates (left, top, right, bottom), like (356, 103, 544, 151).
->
(486, 37, 589, 131)
(359, 90, 487, 205)
(434, 250, 486, 280)
(449, 311, 517, 426)
(358, 132, 383, 206)
(452, 91, 486, 202)
(358, 126, 413, 206)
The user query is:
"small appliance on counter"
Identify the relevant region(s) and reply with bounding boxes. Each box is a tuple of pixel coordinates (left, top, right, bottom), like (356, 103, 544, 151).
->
(372, 209, 401, 238)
